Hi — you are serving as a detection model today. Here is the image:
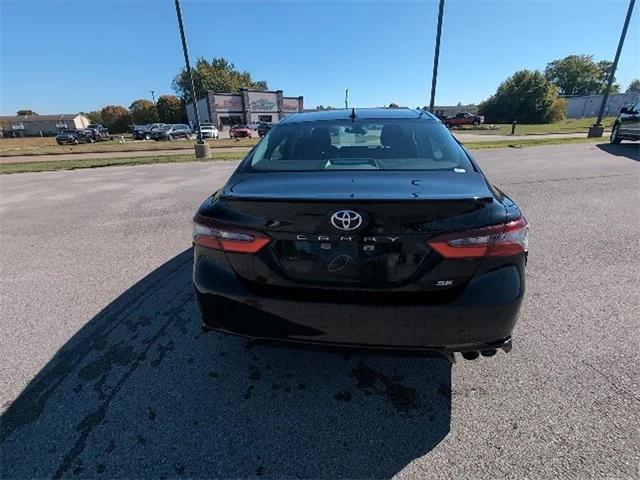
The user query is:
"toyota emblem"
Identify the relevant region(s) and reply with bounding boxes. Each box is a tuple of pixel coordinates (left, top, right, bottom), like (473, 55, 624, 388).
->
(330, 210, 363, 231)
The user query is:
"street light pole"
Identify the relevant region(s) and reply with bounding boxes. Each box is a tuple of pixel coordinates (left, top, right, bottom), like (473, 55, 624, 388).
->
(150, 89, 159, 122)
(429, 0, 445, 113)
(345, 89, 349, 109)
(174, 0, 207, 154)
(588, 0, 635, 137)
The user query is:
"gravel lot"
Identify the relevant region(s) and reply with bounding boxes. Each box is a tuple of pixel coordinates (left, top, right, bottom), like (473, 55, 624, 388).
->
(1, 142, 639, 479)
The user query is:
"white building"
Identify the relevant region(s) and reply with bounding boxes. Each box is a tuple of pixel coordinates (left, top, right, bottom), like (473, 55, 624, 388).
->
(564, 92, 640, 118)
(0, 113, 91, 136)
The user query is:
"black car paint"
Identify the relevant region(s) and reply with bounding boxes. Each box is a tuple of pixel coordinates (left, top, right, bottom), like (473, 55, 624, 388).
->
(193, 108, 526, 354)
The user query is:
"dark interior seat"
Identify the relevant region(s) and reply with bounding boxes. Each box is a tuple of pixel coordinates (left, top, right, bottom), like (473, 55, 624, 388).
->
(380, 124, 417, 158)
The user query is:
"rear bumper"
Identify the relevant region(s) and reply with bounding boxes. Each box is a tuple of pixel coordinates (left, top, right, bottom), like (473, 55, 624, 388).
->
(193, 256, 524, 352)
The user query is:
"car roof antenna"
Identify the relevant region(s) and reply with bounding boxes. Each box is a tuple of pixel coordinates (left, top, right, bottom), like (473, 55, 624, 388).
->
(350, 108, 356, 122)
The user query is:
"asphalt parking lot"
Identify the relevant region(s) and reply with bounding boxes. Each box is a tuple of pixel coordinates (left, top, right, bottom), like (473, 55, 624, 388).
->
(1, 142, 639, 479)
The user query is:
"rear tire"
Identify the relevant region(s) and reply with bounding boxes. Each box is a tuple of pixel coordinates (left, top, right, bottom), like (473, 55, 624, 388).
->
(610, 124, 622, 144)
(472, 120, 480, 127)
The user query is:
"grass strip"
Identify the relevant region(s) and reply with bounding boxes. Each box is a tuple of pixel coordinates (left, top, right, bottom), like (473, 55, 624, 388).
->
(0, 138, 258, 157)
(0, 152, 245, 174)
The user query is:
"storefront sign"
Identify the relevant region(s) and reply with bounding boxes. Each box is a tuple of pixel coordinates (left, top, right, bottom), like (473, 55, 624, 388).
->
(213, 95, 243, 111)
(282, 98, 300, 112)
(248, 92, 277, 112)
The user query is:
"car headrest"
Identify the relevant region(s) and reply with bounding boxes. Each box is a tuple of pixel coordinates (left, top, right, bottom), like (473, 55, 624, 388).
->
(380, 124, 406, 147)
(310, 127, 332, 150)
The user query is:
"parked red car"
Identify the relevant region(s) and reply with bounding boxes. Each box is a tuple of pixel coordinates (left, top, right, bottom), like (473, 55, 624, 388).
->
(229, 125, 252, 138)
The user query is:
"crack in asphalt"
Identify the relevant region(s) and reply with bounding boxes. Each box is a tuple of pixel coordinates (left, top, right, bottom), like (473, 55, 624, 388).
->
(52, 294, 192, 479)
(0, 253, 191, 443)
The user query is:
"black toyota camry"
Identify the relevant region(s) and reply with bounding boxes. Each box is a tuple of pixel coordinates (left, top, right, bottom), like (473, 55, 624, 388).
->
(193, 108, 528, 360)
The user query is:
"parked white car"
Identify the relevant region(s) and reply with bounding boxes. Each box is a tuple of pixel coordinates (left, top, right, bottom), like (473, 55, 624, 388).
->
(200, 123, 219, 139)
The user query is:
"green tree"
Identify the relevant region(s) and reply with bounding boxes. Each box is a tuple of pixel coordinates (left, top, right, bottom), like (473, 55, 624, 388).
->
(100, 105, 131, 133)
(544, 55, 619, 96)
(84, 111, 103, 123)
(388, 103, 400, 108)
(129, 99, 156, 124)
(478, 70, 565, 124)
(172, 57, 268, 102)
(595, 60, 620, 93)
(16, 109, 37, 116)
(156, 95, 186, 123)
(626, 79, 640, 92)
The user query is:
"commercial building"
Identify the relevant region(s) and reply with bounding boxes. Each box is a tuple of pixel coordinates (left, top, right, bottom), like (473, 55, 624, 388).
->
(0, 113, 91, 137)
(186, 88, 303, 127)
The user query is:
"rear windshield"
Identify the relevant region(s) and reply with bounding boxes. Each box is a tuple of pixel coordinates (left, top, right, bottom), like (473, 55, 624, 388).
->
(246, 119, 473, 172)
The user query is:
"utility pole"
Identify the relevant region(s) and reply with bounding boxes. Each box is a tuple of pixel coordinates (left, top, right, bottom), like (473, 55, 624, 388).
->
(150, 89, 159, 122)
(588, 0, 635, 137)
(174, 0, 208, 157)
(345, 89, 349, 109)
(429, 0, 445, 113)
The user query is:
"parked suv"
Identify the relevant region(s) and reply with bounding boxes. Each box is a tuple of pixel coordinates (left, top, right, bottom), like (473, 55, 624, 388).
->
(610, 102, 640, 144)
(86, 124, 109, 140)
(56, 129, 94, 145)
(133, 123, 165, 140)
(200, 123, 219, 139)
(151, 124, 192, 141)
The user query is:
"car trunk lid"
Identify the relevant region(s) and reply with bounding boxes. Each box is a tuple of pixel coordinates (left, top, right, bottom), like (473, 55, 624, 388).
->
(216, 171, 500, 288)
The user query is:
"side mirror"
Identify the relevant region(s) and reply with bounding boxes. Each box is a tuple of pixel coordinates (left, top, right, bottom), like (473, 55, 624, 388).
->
(620, 107, 630, 114)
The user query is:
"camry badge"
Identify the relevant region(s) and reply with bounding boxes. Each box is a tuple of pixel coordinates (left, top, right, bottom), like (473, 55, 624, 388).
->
(330, 210, 363, 231)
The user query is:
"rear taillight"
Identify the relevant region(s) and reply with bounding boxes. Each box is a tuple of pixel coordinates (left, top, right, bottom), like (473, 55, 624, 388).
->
(193, 222, 271, 253)
(428, 218, 529, 259)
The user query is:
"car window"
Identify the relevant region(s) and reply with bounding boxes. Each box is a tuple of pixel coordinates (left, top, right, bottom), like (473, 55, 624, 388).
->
(247, 119, 473, 172)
